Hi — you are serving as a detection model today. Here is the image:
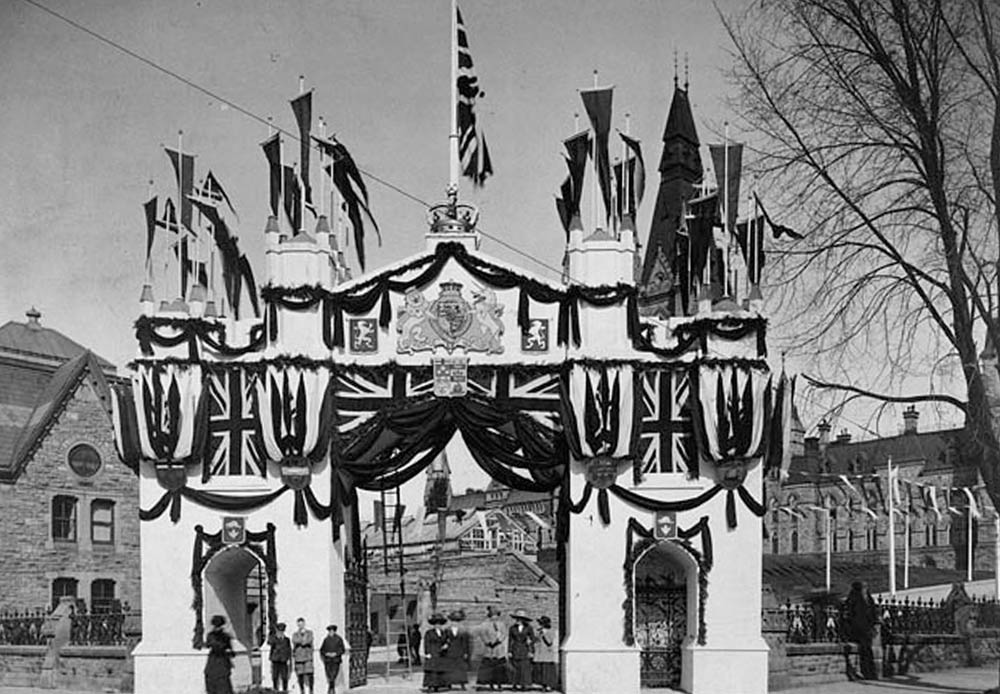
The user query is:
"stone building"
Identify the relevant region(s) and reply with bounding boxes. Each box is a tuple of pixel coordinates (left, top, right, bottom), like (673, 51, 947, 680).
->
(765, 406, 997, 586)
(0, 309, 139, 613)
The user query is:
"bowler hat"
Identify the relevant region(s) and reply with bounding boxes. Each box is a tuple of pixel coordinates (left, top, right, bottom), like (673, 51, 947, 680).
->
(429, 612, 447, 625)
(537, 616, 551, 628)
(448, 609, 465, 622)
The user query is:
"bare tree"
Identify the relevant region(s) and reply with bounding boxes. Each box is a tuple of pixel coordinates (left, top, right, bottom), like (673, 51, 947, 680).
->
(722, 0, 1000, 503)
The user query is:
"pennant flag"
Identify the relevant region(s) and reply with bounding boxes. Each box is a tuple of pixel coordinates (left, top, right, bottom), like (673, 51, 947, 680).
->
(143, 196, 158, 262)
(555, 130, 591, 236)
(688, 192, 719, 279)
(618, 132, 645, 216)
(189, 197, 260, 319)
(709, 143, 743, 232)
(283, 165, 302, 232)
(164, 148, 196, 232)
(261, 134, 282, 218)
(580, 86, 614, 222)
(456, 6, 493, 186)
(888, 461, 901, 506)
(963, 487, 981, 519)
(735, 215, 766, 284)
(290, 90, 313, 207)
(200, 170, 238, 219)
(767, 370, 795, 478)
(156, 198, 180, 234)
(315, 135, 381, 270)
(170, 237, 192, 296)
(928, 485, 942, 520)
(754, 193, 804, 240)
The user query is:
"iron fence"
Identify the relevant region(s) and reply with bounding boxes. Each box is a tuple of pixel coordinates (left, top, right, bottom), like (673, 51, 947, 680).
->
(765, 593, 1000, 644)
(0, 608, 49, 646)
(69, 605, 139, 646)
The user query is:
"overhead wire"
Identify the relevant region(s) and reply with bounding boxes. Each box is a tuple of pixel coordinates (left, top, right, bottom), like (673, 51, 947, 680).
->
(18, 0, 575, 283)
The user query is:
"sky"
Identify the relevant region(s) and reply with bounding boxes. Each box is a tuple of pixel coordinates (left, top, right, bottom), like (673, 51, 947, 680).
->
(0, 0, 957, 488)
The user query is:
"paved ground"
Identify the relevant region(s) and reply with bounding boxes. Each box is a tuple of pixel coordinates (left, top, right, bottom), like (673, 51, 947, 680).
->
(1, 666, 998, 694)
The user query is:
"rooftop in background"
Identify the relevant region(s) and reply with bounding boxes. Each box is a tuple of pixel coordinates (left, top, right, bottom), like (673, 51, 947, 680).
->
(0, 308, 115, 374)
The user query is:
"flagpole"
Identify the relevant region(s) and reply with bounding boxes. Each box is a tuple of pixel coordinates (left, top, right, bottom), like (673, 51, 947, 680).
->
(888, 456, 896, 596)
(904, 509, 910, 589)
(591, 70, 598, 233)
(994, 514, 999, 599)
(968, 502, 974, 582)
(298, 76, 306, 233)
(449, 0, 459, 198)
(723, 121, 730, 299)
(319, 117, 326, 219)
(177, 130, 185, 302)
(624, 112, 631, 225)
(146, 178, 154, 287)
(825, 508, 831, 592)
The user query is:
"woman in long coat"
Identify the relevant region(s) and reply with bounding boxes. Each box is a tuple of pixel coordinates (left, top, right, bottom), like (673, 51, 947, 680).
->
(476, 606, 507, 690)
(204, 615, 235, 694)
(443, 610, 471, 688)
(532, 616, 558, 692)
(423, 613, 449, 692)
(507, 610, 535, 691)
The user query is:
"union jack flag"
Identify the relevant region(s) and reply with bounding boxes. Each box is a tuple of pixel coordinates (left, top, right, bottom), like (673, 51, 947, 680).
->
(638, 368, 694, 474)
(206, 367, 264, 477)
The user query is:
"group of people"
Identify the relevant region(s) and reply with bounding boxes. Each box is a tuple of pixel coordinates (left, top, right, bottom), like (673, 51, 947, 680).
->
(422, 607, 558, 692)
(202, 614, 346, 694)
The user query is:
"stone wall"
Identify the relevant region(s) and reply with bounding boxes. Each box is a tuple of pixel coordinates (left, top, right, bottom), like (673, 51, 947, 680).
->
(0, 380, 140, 612)
(0, 645, 133, 692)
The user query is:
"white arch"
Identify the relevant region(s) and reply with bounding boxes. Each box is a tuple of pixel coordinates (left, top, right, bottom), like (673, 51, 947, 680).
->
(632, 539, 701, 650)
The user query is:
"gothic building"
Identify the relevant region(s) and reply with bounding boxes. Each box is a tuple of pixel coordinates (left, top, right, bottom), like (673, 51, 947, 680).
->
(764, 407, 997, 592)
(0, 309, 140, 613)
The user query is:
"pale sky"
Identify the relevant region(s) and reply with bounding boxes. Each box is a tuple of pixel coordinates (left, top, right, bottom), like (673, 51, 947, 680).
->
(3, 0, 953, 455)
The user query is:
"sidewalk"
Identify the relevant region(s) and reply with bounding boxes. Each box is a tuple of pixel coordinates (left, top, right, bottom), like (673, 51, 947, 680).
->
(0, 666, 997, 694)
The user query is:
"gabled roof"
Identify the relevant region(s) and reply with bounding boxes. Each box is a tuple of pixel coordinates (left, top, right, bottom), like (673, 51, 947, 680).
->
(788, 428, 968, 479)
(0, 351, 113, 483)
(0, 316, 114, 372)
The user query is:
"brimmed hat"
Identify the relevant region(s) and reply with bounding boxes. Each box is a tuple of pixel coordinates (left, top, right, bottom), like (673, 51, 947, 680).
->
(448, 609, 465, 622)
(511, 609, 530, 621)
(276, 622, 287, 631)
(210, 615, 226, 628)
(428, 612, 447, 625)
(326, 624, 337, 631)
(537, 616, 551, 628)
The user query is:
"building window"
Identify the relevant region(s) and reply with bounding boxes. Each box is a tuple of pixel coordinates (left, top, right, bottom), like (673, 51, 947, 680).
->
(848, 528, 855, 551)
(771, 527, 779, 554)
(866, 524, 877, 551)
(52, 495, 77, 541)
(791, 530, 799, 553)
(91, 500, 114, 545)
(51, 577, 78, 610)
(67, 443, 102, 478)
(831, 509, 839, 552)
(91, 580, 116, 613)
(925, 516, 938, 546)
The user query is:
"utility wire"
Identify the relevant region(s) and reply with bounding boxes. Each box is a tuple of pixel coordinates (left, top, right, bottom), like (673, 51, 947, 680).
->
(19, 0, 575, 282)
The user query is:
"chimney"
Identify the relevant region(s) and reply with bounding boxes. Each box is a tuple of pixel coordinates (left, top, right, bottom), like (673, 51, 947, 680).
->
(903, 405, 919, 435)
(25, 306, 41, 329)
(835, 429, 852, 445)
(817, 419, 831, 451)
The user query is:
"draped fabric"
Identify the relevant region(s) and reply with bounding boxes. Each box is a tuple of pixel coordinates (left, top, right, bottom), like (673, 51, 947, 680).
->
(690, 364, 771, 466)
(257, 366, 333, 464)
(131, 364, 208, 464)
(111, 384, 142, 473)
(562, 364, 636, 460)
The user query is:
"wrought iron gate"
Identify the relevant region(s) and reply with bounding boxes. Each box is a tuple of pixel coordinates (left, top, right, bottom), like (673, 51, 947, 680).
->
(635, 584, 686, 689)
(344, 555, 369, 687)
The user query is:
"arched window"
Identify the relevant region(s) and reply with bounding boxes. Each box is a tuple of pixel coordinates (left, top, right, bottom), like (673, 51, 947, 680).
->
(866, 523, 878, 551)
(848, 528, 855, 551)
(925, 515, 938, 546)
(91, 500, 115, 545)
(830, 507, 839, 552)
(52, 495, 77, 542)
(791, 530, 799, 554)
(91, 579, 116, 613)
(51, 577, 78, 610)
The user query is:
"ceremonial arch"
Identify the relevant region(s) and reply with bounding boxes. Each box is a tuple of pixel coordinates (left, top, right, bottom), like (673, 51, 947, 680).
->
(112, 201, 773, 694)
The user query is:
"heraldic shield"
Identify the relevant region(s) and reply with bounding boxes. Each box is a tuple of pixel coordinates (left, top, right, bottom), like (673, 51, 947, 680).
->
(397, 281, 504, 354)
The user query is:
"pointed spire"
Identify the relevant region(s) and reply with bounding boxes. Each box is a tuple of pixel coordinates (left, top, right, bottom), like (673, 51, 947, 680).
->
(673, 48, 679, 89)
(684, 52, 690, 91)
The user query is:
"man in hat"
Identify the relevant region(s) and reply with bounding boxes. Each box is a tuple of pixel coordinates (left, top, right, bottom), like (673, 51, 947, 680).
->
(320, 624, 346, 694)
(443, 609, 471, 689)
(507, 609, 535, 691)
(423, 613, 449, 692)
(269, 622, 292, 693)
(292, 617, 315, 694)
(476, 606, 507, 690)
(533, 616, 558, 692)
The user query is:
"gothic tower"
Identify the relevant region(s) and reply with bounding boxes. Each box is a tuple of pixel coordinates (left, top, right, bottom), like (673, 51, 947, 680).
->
(638, 82, 703, 317)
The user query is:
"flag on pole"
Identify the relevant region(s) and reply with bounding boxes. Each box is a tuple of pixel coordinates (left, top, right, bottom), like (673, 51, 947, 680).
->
(456, 6, 493, 186)
(156, 198, 180, 234)
(290, 90, 314, 208)
(709, 143, 743, 232)
(688, 192, 719, 279)
(190, 197, 260, 319)
(555, 130, 591, 235)
(767, 370, 795, 479)
(735, 215, 765, 284)
(964, 487, 982, 519)
(282, 165, 302, 232)
(143, 196, 158, 262)
(164, 148, 196, 231)
(201, 171, 238, 219)
(580, 86, 614, 222)
(261, 134, 282, 218)
(315, 135, 380, 270)
(617, 132, 645, 217)
(754, 193, 804, 240)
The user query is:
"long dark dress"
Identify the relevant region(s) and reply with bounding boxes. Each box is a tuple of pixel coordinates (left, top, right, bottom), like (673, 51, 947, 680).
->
(507, 623, 534, 690)
(204, 628, 235, 694)
(844, 588, 878, 679)
(423, 627, 449, 691)
(443, 626, 471, 686)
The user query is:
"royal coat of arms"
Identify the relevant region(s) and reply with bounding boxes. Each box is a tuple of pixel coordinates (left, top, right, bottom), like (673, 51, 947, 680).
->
(397, 281, 505, 353)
